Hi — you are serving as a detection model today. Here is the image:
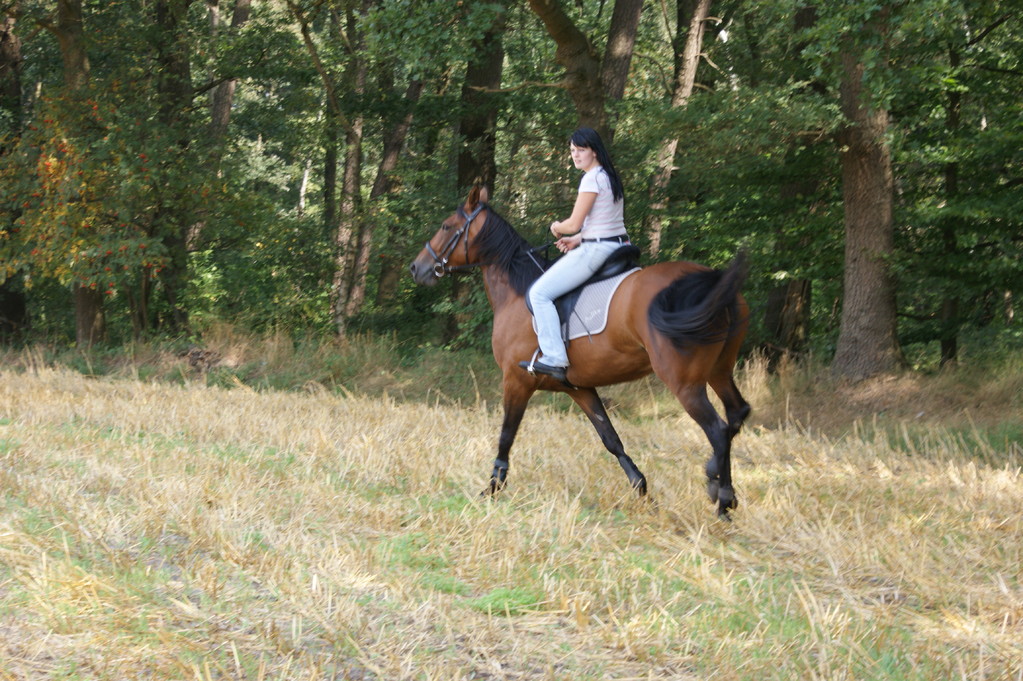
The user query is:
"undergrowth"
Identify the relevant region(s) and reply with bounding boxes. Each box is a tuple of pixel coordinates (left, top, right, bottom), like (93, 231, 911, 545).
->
(1, 324, 1021, 463)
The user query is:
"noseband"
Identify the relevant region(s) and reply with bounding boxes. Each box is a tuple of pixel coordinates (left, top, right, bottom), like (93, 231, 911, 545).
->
(423, 203, 485, 277)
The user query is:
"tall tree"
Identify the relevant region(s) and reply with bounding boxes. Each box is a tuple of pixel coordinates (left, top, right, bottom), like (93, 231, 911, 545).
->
(207, 0, 252, 142)
(644, 0, 711, 258)
(831, 7, 903, 379)
(0, 7, 26, 338)
(288, 0, 365, 337)
(152, 0, 196, 332)
(346, 75, 422, 317)
(938, 44, 962, 366)
(441, 7, 507, 342)
(45, 0, 105, 345)
(329, 4, 366, 338)
(457, 17, 505, 192)
(760, 4, 822, 365)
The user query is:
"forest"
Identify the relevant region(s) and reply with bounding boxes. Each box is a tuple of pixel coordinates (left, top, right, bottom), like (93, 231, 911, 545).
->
(0, 0, 1020, 380)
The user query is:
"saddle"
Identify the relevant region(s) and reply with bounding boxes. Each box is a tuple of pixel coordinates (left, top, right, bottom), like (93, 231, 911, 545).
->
(527, 244, 641, 342)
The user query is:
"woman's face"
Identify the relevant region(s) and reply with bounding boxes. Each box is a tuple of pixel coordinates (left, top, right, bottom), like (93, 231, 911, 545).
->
(570, 143, 598, 171)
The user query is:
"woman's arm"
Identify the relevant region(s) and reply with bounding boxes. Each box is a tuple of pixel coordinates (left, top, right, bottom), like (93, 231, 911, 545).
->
(550, 191, 597, 238)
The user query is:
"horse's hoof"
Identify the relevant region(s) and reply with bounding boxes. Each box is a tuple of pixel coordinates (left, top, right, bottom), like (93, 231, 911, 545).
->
(634, 477, 648, 497)
(717, 486, 737, 513)
(481, 480, 504, 498)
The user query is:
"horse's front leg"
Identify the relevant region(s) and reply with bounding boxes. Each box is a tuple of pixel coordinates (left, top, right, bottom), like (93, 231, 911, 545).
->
(485, 380, 534, 496)
(569, 388, 648, 495)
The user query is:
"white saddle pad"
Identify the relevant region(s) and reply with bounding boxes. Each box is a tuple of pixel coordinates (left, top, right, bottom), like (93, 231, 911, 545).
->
(532, 268, 640, 341)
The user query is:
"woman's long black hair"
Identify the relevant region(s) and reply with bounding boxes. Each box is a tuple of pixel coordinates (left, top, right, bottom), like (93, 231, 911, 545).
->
(570, 127, 624, 203)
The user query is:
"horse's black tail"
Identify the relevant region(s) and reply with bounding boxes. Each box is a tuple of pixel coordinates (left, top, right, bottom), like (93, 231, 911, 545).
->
(648, 251, 749, 350)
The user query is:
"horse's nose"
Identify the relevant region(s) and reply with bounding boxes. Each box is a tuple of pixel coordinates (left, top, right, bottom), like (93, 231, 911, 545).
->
(409, 259, 434, 286)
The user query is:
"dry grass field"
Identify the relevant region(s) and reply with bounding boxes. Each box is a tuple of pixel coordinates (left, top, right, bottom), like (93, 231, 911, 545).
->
(1, 348, 1021, 680)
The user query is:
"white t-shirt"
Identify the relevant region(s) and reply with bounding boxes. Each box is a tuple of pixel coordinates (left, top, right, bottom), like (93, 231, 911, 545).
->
(578, 166, 626, 239)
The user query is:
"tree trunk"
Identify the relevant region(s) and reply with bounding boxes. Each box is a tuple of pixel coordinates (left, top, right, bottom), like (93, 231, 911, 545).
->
(330, 8, 366, 338)
(376, 70, 452, 309)
(761, 4, 818, 364)
(831, 23, 903, 380)
(57, 0, 97, 343)
(288, 0, 368, 337)
(323, 103, 339, 232)
(331, 113, 364, 337)
(527, 0, 642, 137)
(126, 275, 151, 339)
(74, 286, 105, 348)
(372, 82, 424, 308)
(442, 16, 506, 343)
(600, 0, 644, 103)
(644, 0, 711, 258)
(55, 0, 90, 90)
(457, 18, 504, 192)
(763, 279, 811, 367)
(208, 0, 251, 141)
(345, 78, 423, 318)
(527, 0, 603, 130)
(0, 10, 27, 339)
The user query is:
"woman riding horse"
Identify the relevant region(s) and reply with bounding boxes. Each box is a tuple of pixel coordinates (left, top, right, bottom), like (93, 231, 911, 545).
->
(523, 127, 631, 384)
(409, 186, 750, 518)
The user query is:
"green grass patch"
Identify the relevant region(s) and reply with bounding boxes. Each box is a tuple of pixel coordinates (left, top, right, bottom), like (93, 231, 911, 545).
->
(419, 572, 471, 595)
(377, 532, 451, 571)
(460, 586, 545, 616)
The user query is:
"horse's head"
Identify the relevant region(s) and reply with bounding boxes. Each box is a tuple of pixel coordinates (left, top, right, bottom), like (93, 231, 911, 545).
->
(408, 185, 490, 286)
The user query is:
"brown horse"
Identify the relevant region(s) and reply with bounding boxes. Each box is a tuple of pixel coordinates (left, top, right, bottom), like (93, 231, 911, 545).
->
(409, 186, 750, 517)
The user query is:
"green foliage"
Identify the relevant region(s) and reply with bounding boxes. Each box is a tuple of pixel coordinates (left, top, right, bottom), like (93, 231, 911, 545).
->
(0, 0, 1019, 367)
(364, 0, 507, 78)
(0, 93, 170, 292)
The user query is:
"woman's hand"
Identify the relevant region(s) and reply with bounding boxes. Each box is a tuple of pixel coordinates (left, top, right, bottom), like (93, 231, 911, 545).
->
(550, 221, 563, 238)
(555, 234, 582, 253)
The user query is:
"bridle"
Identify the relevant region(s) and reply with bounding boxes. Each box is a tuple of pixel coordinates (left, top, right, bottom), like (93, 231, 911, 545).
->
(423, 202, 485, 278)
(422, 201, 550, 278)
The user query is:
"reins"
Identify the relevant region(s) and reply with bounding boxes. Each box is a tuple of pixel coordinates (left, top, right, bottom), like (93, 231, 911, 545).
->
(525, 242, 556, 273)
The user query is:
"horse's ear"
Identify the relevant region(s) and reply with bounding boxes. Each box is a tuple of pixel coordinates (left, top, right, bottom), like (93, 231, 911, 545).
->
(465, 184, 489, 210)
(465, 185, 480, 209)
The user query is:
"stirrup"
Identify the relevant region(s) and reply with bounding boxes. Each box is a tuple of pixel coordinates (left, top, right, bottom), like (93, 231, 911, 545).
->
(519, 350, 574, 388)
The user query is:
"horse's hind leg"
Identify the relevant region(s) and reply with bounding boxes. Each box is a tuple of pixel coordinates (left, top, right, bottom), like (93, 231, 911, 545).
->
(671, 381, 736, 517)
(569, 388, 648, 495)
(710, 326, 751, 440)
(711, 375, 751, 440)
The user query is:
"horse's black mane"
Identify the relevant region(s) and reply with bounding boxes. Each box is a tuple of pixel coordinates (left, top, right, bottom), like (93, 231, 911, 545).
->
(474, 206, 551, 296)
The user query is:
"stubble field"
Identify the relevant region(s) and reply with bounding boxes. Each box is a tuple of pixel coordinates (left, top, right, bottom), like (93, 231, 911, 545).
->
(0, 357, 1021, 680)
